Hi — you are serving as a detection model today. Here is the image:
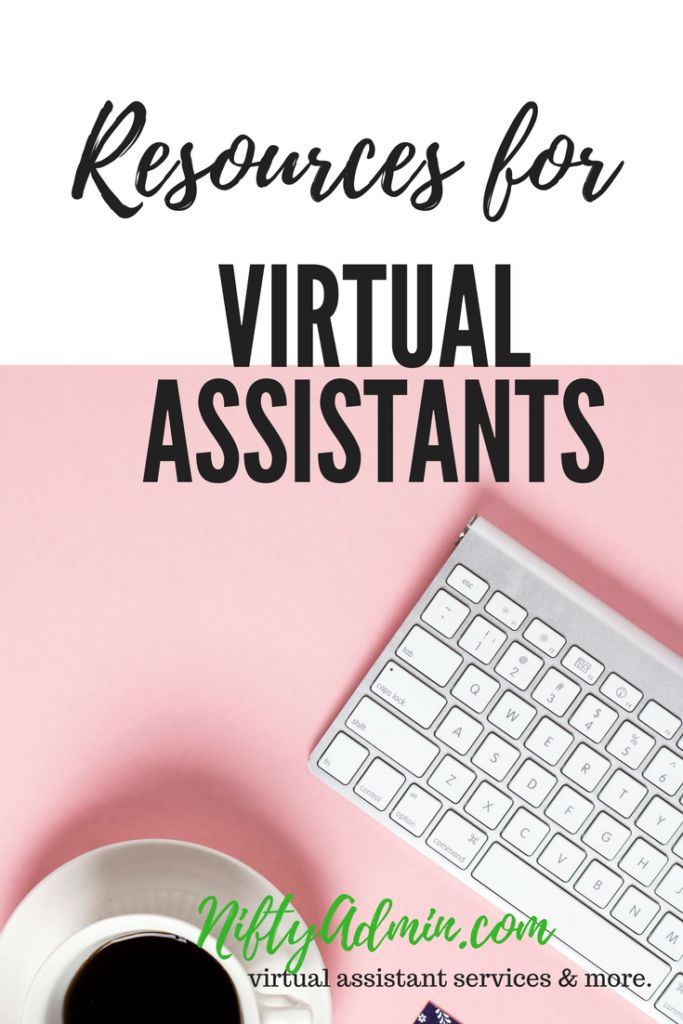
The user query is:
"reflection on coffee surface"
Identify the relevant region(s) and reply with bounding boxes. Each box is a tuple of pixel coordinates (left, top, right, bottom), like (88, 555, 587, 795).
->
(63, 932, 241, 1023)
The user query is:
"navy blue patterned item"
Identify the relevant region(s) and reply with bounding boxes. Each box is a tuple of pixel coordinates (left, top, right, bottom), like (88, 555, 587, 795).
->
(412, 1002, 462, 1024)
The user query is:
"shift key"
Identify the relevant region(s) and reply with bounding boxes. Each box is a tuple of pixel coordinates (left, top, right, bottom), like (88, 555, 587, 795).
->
(347, 697, 438, 776)
(397, 625, 463, 687)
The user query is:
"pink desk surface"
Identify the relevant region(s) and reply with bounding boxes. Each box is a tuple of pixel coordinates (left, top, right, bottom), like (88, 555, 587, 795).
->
(1, 367, 682, 1023)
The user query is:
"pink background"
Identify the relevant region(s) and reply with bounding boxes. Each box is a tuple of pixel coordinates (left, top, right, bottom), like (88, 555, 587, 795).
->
(1, 366, 682, 1023)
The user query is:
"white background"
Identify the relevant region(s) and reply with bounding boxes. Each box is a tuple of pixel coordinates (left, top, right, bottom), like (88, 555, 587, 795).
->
(1, 0, 681, 364)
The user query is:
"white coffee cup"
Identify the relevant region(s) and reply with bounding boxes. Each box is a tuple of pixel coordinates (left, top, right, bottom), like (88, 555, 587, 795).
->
(22, 913, 312, 1024)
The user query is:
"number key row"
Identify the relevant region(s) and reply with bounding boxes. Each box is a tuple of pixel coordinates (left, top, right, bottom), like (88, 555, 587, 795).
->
(441, 571, 683, 759)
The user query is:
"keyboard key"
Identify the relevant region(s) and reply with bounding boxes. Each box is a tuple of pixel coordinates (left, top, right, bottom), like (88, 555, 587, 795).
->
(391, 784, 441, 836)
(523, 618, 565, 657)
(427, 810, 487, 869)
(562, 743, 610, 792)
(538, 834, 586, 881)
(371, 662, 446, 728)
(606, 721, 655, 770)
(318, 732, 368, 783)
(600, 672, 643, 713)
(569, 694, 618, 743)
(346, 697, 438, 776)
(532, 668, 580, 716)
(485, 591, 527, 630)
(657, 865, 683, 913)
(435, 706, 483, 754)
(509, 759, 556, 807)
(611, 886, 659, 934)
(664, 988, 683, 1024)
(458, 616, 506, 664)
(446, 564, 488, 603)
(397, 625, 462, 687)
(644, 749, 683, 796)
(473, 844, 670, 993)
(428, 755, 476, 803)
(599, 769, 647, 818)
(319, 733, 368, 778)
(421, 590, 469, 639)
(487, 691, 535, 739)
(574, 860, 622, 909)
(465, 781, 513, 828)
(472, 733, 520, 781)
(561, 645, 604, 684)
(436, 708, 483, 757)
(583, 811, 630, 860)
(620, 837, 668, 887)
(639, 700, 682, 741)
(452, 665, 500, 712)
(495, 642, 543, 690)
(354, 759, 404, 810)
(657, 974, 683, 1021)
(525, 717, 573, 765)
(637, 797, 683, 845)
(501, 808, 549, 855)
(545, 785, 593, 834)
(650, 913, 683, 961)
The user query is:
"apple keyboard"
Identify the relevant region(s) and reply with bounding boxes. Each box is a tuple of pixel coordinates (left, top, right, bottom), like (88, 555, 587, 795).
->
(309, 516, 683, 1022)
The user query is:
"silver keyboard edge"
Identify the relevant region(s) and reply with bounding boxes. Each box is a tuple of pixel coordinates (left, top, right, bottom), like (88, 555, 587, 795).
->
(466, 516, 683, 684)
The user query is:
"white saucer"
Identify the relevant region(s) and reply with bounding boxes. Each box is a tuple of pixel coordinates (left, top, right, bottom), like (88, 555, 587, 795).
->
(0, 839, 333, 1023)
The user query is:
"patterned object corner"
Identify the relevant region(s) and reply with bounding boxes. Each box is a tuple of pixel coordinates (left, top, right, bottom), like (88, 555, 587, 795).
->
(412, 1001, 462, 1024)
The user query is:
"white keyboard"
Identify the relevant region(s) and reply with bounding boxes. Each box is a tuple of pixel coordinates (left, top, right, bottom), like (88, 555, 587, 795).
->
(309, 516, 683, 1022)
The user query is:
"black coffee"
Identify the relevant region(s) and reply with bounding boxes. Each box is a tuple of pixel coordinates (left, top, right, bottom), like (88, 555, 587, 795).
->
(63, 932, 241, 1023)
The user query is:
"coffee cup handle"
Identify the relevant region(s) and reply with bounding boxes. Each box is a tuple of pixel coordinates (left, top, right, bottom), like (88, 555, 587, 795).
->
(256, 993, 313, 1023)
